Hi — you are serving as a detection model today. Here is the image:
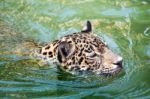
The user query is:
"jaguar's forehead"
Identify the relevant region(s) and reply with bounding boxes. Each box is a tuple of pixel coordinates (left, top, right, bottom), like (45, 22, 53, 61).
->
(40, 32, 106, 59)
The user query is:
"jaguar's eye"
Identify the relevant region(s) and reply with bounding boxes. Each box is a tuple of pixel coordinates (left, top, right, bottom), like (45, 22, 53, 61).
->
(86, 52, 97, 58)
(90, 53, 97, 57)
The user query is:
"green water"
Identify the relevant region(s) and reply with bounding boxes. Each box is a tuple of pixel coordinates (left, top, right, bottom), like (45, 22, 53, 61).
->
(0, 0, 150, 98)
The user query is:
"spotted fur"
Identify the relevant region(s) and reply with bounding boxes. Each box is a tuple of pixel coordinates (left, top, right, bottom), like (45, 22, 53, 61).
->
(37, 21, 123, 75)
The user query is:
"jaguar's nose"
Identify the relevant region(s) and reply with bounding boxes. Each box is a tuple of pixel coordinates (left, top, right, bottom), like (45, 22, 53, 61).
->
(113, 56, 123, 68)
(114, 60, 123, 68)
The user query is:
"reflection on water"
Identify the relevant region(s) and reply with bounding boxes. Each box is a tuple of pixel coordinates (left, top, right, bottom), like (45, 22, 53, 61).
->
(0, 0, 150, 98)
(144, 27, 150, 37)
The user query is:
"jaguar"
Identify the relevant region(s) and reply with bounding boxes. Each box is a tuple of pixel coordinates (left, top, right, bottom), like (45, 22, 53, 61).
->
(36, 21, 123, 76)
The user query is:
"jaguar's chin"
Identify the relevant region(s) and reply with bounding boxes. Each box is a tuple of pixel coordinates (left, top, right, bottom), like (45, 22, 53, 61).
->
(101, 66, 123, 76)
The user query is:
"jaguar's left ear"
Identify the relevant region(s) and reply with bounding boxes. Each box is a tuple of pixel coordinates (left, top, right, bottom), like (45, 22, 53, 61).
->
(81, 21, 92, 33)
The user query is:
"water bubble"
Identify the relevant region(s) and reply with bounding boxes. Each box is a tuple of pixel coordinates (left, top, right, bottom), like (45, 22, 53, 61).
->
(143, 27, 150, 37)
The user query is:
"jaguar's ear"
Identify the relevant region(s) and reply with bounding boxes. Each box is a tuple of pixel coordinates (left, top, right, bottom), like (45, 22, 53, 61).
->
(57, 41, 72, 63)
(81, 21, 92, 33)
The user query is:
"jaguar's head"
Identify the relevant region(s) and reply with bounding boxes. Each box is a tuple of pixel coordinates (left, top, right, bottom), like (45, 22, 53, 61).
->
(38, 21, 123, 75)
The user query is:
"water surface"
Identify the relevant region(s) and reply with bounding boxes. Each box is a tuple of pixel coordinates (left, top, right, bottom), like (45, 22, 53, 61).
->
(0, 0, 150, 98)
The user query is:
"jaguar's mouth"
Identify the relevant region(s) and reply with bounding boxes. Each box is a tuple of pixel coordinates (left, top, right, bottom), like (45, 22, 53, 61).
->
(101, 63, 123, 76)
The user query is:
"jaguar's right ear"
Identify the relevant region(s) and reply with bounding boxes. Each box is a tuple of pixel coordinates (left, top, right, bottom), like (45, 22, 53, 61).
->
(57, 41, 76, 63)
(81, 21, 92, 33)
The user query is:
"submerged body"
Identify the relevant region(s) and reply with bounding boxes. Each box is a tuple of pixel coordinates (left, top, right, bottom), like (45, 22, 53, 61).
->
(37, 21, 123, 75)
